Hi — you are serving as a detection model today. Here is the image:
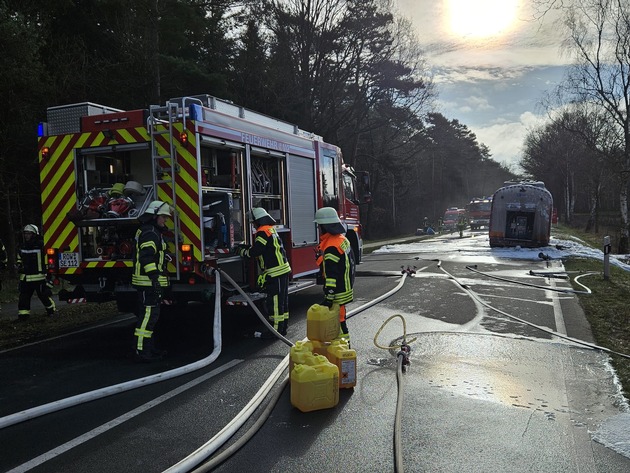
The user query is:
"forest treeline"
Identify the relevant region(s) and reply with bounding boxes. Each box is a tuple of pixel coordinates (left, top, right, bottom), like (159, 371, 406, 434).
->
(1, 0, 629, 256)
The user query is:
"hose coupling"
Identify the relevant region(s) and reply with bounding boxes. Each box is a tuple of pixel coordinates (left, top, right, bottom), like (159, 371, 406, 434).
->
(400, 266, 417, 276)
(397, 343, 411, 372)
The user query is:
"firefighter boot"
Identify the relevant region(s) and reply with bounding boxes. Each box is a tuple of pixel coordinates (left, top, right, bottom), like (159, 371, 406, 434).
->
(255, 318, 277, 339)
(135, 338, 164, 363)
(338, 321, 350, 348)
(135, 349, 164, 363)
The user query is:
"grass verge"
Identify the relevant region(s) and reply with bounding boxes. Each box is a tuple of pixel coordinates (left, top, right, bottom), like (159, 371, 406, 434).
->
(0, 275, 119, 351)
(553, 223, 630, 398)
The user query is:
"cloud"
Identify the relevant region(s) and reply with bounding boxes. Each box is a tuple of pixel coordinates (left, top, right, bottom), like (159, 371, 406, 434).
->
(394, 0, 571, 169)
(470, 111, 545, 168)
(466, 95, 494, 111)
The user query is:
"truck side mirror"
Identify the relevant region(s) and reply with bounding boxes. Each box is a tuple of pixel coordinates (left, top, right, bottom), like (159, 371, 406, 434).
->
(355, 171, 371, 204)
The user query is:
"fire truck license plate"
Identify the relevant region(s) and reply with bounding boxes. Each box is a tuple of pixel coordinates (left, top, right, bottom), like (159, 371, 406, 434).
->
(59, 253, 79, 268)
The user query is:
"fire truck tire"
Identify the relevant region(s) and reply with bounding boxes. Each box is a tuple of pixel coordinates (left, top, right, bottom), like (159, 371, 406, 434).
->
(347, 232, 362, 265)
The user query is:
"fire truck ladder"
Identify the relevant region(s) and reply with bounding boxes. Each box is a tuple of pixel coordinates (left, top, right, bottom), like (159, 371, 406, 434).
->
(148, 101, 181, 278)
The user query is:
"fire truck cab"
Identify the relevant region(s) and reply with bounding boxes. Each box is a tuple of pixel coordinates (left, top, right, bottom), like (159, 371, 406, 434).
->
(466, 197, 493, 230)
(37, 95, 369, 312)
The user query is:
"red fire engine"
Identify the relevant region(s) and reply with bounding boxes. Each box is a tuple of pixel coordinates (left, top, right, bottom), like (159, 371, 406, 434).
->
(37, 95, 370, 311)
(466, 197, 493, 230)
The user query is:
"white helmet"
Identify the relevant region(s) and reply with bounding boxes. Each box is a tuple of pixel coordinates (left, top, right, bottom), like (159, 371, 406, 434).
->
(23, 224, 39, 235)
(249, 207, 275, 223)
(144, 201, 173, 217)
(314, 207, 341, 224)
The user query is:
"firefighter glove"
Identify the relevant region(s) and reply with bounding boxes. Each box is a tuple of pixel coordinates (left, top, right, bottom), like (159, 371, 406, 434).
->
(257, 273, 267, 288)
(321, 298, 334, 308)
(238, 244, 251, 258)
(45, 275, 54, 290)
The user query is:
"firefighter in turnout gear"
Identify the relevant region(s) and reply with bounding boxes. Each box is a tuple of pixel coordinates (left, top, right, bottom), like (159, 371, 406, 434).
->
(0, 237, 7, 293)
(132, 201, 172, 362)
(17, 225, 56, 320)
(314, 207, 355, 343)
(236, 207, 291, 337)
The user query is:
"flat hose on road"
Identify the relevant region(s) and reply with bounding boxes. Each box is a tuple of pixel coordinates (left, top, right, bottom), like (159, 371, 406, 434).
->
(0, 273, 225, 430)
(439, 262, 630, 360)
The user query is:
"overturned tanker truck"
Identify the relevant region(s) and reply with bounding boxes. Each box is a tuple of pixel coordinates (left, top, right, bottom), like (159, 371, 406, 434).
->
(489, 181, 553, 248)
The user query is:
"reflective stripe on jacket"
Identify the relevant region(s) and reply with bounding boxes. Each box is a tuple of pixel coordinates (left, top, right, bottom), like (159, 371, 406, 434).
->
(17, 240, 46, 282)
(317, 233, 354, 305)
(132, 223, 169, 287)
(243, 225, 291, 278)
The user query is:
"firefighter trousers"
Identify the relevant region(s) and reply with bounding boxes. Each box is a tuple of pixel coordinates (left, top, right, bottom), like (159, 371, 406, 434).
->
(263, 273, 289, 331)
(18, 280, 56, 317)
(339, 304, 350, 342)
(134, 288, 162, 353)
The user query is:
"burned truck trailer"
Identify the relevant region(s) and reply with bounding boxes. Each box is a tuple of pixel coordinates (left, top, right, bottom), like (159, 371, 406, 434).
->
(489, 181, 553, 248)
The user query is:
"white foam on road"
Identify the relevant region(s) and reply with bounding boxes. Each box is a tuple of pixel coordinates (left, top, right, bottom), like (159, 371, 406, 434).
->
(372, 231, 630, 459)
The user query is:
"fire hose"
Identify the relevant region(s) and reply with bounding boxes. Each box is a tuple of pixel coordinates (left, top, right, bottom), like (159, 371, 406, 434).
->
(0, 273, 224, 430)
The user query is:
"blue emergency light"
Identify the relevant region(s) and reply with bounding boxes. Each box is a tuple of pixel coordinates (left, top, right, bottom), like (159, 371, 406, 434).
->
(37, 122, 47, 137)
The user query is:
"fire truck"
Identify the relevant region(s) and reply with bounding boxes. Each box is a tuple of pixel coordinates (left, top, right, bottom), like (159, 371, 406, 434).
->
(37, 95, 370, 312)
(466, 196, 492, 230)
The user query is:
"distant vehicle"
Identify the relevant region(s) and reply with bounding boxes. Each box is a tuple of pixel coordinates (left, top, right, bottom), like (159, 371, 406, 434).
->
(442, 207, 466, 232)
(489, 181, 553, 248)
(467, 197, 493, 230)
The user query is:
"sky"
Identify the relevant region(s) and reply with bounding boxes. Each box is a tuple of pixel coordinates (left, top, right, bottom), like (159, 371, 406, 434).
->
(395, 0, 572, 171)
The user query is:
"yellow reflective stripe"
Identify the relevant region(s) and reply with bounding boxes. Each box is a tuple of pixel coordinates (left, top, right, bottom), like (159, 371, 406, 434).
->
(265, 261, 291, 277)
(272, 294, 281, 327)
(271, 232, 285, 270)
(135, 307, 153, 350)
(255, 235, 266, 245)
(344, 254, 352, 295)
(132, 275, 169, 286)
(140, 241, 157, 251)
(144, 262, 158, 273)
(23, 274, 46, 282)
(324, 253, 340, 263)
(330, 290, 353, 304)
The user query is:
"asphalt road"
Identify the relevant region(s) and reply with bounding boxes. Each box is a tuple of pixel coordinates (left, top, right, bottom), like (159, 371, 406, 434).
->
(1, 231, 629, 473)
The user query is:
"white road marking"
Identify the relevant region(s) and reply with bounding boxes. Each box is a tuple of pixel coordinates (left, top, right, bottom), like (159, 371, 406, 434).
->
(6, 359, 242, 473)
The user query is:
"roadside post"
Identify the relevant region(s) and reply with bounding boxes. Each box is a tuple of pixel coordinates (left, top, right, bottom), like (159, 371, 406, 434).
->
(603, 236, 611, 280)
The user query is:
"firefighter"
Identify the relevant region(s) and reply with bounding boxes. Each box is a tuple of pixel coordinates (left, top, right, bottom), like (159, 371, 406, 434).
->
(314, 207, 355, 343)
(16, 224, 56, 320)
(0, 236, 8, 314)
(0, 237, 7, 302)
(236, 207, 291, 337)
(132, 201, 172, 362)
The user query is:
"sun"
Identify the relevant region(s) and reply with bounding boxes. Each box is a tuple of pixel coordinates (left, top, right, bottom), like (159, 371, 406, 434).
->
(447, 0, 519, 38)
